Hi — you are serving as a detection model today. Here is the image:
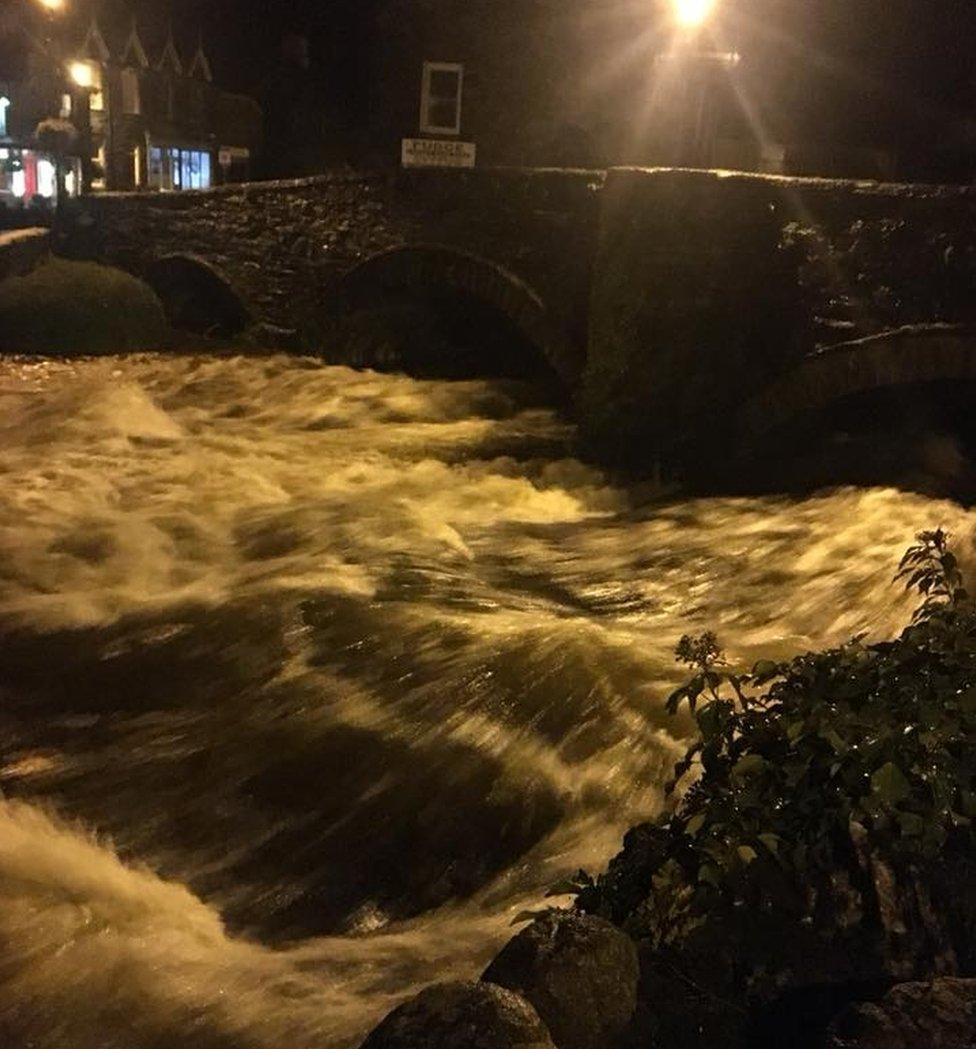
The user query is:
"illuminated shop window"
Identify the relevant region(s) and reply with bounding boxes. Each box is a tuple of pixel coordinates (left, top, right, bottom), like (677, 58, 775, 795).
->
(88, 65, 104, 111)
(0, 151, 82, 204)
(36, 158, 57, 198)
(0, 148, 20, 198)
(148, 146, 212, 192)
(91, 143, 106, 190)
(420, 62, 463, 136)
(0, 149, 27, 198)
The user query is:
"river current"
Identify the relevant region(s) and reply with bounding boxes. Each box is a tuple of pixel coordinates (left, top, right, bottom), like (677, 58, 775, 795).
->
(0, 352, 971, 1047)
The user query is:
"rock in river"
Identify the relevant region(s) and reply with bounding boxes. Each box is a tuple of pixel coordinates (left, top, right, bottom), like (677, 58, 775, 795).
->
(827, 977, 976, 1048)
(482, 910, 639, 1049)
(359, 980, 556, 1049)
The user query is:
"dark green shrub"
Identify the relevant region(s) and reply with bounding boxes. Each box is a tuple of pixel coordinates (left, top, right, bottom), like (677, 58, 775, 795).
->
(576, 529, 976, 1007)
(0, 258, 167, 355)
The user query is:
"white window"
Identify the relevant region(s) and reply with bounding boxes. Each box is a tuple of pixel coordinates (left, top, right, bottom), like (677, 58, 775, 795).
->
(420, 62, 463, 136)
(36, 159, 56, 198)
(60, 93, 72, 118)
(80, 62, 104, 112)
(121, 68, 141, 115)
(0, 97, 8, 137)
(148, 146, 211, 192)
(91, 143, 105, 190)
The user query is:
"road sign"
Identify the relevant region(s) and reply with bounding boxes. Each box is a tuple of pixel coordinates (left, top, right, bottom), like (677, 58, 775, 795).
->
(219, 147, 249, 169)
(402, 138, 476, 169)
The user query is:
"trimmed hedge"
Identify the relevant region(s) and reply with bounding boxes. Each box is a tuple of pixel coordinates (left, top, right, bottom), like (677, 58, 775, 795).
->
(565, 529, 976, 1046)
(0, 258, 167, 355)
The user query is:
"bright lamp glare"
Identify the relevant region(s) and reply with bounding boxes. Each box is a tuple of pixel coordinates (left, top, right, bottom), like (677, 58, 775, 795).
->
(69, 62, 93, 88)
(673, 0, 716, 27)
(36, 0, 65, 11)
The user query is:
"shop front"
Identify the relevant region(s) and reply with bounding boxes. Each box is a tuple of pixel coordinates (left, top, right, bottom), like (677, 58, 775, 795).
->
(0, 145, 80, 219)
(147, 143, 213, 191)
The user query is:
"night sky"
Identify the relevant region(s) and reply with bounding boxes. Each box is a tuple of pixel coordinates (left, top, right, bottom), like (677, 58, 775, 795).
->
(177, 0, 975, 150)
(5, 0, 975, 161)
(167, 0, 373, 97)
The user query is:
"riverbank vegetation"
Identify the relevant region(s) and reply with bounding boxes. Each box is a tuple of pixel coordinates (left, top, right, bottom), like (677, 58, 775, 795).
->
(570, 528, 976, 1045)
(0, 258, 167, 355)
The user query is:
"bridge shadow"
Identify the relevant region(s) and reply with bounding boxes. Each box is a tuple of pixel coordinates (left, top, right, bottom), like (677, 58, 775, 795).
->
(145, 254, 252, 339)
(711, 328, 976, 502)
(726, 379, 976, 503)
(333, 246, 568, 399)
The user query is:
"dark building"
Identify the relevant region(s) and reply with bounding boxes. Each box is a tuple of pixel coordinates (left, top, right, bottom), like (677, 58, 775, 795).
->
(357, 0, 827, 174)
(0, 0, 261, 211)
(356, 0, 976, 181)
(256, 31, 348, 179)
(363, 0, 720, 170)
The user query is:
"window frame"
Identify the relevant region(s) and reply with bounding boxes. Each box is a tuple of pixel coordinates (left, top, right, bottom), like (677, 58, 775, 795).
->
(419, 61, 464, 136)
(77, 61, 105, 113)
(91, 142, 106, 190)
(147, 146, 212, 192)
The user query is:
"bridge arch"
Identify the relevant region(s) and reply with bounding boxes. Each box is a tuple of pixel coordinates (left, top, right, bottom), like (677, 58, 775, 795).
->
(736, 326, 976, 453)
(145, 254, 252, 338)
(334, 245, 569, 390)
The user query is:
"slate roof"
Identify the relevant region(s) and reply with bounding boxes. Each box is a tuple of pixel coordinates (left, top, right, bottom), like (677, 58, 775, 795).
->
(64, 0, 213, 77)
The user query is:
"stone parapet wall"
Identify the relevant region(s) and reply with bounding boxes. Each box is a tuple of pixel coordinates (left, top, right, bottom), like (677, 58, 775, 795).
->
(63, 169, 604, 380)
(59, 167, 976, 468)
(583, 168, 976, 466)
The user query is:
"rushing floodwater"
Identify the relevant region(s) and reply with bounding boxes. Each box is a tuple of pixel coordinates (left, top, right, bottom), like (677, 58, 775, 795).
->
(0, 352, 972, 1048)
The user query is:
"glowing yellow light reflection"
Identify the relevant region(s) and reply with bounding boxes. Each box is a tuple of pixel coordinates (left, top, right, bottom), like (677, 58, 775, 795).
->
(68, 61, 93, 88)
(36, 0, 66, 11)
(672, 0, 717, 28)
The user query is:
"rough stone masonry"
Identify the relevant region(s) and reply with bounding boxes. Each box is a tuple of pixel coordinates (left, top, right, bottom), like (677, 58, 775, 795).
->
(63, 167, 976, 467)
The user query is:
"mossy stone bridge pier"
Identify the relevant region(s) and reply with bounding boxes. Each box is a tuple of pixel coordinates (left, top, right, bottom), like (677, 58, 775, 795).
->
(67, 168, 976, 469)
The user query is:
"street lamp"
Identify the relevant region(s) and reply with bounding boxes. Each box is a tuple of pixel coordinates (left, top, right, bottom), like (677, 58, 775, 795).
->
(68, 61, 93, 89)
(672, 0, 717, 28)
(658, 0, 733, 167)
(30, 0, 90, 206)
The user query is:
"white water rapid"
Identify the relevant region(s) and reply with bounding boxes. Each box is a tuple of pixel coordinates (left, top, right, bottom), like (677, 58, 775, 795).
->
(0, 353, 971, 1047)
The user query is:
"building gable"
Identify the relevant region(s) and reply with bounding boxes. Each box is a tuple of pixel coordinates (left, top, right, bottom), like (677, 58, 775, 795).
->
(189, 42, 213, 82)
(122, 23, 149, 69)
(157, 31, 183, 75)
(81, 19, 111, 64)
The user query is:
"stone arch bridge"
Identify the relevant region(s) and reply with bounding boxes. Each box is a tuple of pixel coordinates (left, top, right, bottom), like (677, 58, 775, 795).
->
(64, 167, 976, 468)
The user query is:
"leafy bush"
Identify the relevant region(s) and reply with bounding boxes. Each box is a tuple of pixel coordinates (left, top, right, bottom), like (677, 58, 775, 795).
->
(0, 258, 167, 355)
(577, 529, 976, 984)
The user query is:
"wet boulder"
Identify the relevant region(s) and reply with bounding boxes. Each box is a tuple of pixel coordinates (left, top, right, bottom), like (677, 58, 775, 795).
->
(826, 977, 976, 1048)
(482, 911, 639, 1049)
(578, 817, 975, 1048)
(359, 981, 555, 1049)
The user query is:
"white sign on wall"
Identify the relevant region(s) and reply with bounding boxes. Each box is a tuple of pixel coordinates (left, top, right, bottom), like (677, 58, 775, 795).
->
(219, 146, 250, 168)
(402, 138, 476, 169)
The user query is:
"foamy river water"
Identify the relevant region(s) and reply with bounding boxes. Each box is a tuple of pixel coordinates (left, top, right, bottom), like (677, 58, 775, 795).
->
(0, 353, 971, 1047)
